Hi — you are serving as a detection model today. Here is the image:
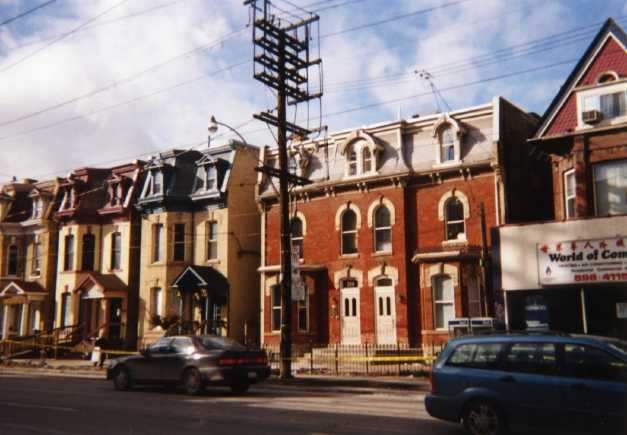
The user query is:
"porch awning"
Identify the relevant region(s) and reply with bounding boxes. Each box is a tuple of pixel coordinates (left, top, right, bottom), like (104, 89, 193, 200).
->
(73, 273, 128, 299)
(0, 280, 48, 301)
(171, 266, 229, 305)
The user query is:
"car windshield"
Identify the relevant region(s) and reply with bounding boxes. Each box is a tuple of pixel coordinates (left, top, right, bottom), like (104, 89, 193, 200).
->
(196, 336, 246, 351)
(607, 339, 627, 356)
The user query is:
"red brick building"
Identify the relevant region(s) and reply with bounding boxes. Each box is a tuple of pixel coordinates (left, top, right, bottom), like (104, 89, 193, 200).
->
(496, 19, 627, 339)
(258, 97, 550, 350)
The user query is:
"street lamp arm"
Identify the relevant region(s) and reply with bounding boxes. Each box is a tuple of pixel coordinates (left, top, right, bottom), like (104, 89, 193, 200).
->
(209, 116, 249, 146)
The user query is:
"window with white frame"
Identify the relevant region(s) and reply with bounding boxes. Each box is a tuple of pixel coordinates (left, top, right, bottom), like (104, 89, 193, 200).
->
(205, 165, 217, 191)
(594, 159, 627, 216)
(152, 224, 164, 263)
(145, 170, 163, 197)
(32, 238, 41, 276)
(347, 145, 358, 176)
(445, 198, 466, 241)
(290, 217, 304, 259)
(59, 188, 75, 211)
(440, 126, 456, 162)
(584, 90, 626, 121)
(297, 285, 308, 332)
(433, 275, 455, 330)
(271, 285, 281, 332)
(345, 140, 377, 177)
(341, 209, 358, 255)
(150, 287, 163, 319)
(564, 169, 576, 219)
(32, 198, 43, 219)
(110, 232, 122, 270)
(363, 148, 372, 173)
(61, 293, 72, 327)
(206, 221, 218, 260)
(373, 206, 392, 252)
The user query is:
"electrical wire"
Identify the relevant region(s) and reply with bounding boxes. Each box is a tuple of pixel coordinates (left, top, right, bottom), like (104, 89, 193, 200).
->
(0, 0, 130, 74)
(0, 0, 57, 27)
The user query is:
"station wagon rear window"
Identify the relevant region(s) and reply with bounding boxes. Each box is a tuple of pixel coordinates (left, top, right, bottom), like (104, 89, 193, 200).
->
(196, 336, 245, 351)
(446, 343, 503, 369)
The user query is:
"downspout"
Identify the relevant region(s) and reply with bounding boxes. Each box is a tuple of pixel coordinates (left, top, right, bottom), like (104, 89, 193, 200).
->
(259, 206, 266, 345)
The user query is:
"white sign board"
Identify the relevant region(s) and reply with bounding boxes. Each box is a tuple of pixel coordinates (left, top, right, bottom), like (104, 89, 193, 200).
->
(537, 237, 627, 285)
(617, 303, 627, 319)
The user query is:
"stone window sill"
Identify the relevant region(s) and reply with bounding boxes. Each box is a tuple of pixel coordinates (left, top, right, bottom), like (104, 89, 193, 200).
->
(339, 253, 359, 259)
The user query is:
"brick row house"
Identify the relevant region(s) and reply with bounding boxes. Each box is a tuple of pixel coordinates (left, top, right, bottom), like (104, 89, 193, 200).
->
(495, 18, 627, 340)
(258, 97, 551, 350)
(0, 179, 58, 339)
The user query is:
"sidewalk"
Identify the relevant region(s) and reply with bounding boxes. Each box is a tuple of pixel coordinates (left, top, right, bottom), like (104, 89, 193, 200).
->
(0, 358, 429, 392)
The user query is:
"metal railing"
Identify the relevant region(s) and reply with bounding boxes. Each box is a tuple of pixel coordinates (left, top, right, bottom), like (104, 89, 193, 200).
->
(262, 342, 446, 376)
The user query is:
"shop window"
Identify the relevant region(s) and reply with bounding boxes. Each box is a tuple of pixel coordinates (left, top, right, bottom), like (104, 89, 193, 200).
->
(373, 206, 392, 253)
(31, 240, 41, 276)
(7, 245, 18, 275)
(290, 217, 304, 259)
(563, 344, 627, 382)
(433, 275, 454, 330)
(150, 287, 163, 318)
(564, 169, 576, 219)
(206, 221, 218, 260)
(445, 198, 466, 241)
(297, 286, 309, 332)
(152, 224, 163, 263)
(341, 209, 358, 255)
(64, 235, 74, 271)
(173, 224, 185, 261)
(110, 232, 122, 270)
(271, 285, 281, 332)
(594, 159, 627, 216)
(82, 233, 95, 271)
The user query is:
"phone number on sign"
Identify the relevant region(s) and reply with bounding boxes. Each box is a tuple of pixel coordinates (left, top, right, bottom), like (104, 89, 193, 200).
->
(574, 273, 627, 282)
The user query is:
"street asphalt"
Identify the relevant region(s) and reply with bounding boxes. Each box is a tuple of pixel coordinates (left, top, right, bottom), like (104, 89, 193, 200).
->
(0, 372, 463, 435)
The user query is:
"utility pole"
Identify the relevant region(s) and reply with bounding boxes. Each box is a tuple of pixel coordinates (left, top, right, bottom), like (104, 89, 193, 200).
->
(245, 0, 322, 379)
(479, 202, 490, 317)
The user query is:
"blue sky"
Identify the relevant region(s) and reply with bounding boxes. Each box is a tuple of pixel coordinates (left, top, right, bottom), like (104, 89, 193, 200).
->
(0, 0, 626, 179)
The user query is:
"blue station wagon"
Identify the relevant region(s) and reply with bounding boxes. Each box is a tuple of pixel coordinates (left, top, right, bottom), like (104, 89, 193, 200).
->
(425, 333, 627, 435)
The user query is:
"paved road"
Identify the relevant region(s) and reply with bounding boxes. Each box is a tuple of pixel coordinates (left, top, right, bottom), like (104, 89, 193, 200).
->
(0, 373, 463, 435)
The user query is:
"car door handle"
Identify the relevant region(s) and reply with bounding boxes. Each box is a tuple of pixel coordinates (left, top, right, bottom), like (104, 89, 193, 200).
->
(499, 375, 516, 383)
(569, 383, 591, 391)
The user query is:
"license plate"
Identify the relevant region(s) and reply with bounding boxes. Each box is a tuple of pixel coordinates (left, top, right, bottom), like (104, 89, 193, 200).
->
(247, 372, 258, 379)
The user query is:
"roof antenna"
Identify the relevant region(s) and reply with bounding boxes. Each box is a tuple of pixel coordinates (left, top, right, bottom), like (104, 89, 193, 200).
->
(415, 69, 452, 114)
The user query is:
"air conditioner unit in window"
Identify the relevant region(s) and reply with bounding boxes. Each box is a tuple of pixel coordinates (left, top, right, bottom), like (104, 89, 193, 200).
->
(582, 110, 602, 124)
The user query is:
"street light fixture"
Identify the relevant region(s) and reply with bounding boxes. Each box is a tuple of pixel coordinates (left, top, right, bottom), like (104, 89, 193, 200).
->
(207, 115, 248, 146)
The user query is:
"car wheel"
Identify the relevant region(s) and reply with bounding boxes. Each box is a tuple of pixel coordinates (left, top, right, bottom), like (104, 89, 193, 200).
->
(230, 380, 250, 394)
(182, 368, 204, 395)
(463, 399, 505, 435)
(113, 367, 132, 391)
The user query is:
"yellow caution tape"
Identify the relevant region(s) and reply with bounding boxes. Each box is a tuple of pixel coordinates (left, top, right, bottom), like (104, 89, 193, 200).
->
(0, 339, 138, 356)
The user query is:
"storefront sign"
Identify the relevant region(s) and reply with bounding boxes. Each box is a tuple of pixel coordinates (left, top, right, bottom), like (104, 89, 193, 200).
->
(537, 237, 627, 285)
(525, 295, 550, 330)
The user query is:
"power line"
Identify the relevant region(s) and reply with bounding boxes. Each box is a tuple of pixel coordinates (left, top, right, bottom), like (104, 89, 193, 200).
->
(0, 0, 57, 27)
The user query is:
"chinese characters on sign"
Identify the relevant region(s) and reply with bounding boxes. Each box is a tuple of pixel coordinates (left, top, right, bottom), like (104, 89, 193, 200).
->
(537, 237, 627, 285)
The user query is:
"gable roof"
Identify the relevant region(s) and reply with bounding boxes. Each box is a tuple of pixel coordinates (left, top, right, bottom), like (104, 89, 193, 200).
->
(535, 18, 627, 139)
(73, 272, 128, 295)
(171, 265, 229, 305)
(0, 280, 47, 297)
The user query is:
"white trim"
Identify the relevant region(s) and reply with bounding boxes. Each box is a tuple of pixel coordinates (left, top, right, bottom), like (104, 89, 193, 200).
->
(575, 81, 627, 130)
(564, 169, 576, 219)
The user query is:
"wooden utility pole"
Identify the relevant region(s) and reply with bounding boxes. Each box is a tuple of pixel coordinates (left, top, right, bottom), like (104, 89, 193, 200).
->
(245, 0, 322, 379)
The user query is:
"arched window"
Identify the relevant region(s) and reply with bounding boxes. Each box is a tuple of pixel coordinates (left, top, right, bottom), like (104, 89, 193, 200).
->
(347, 146, 358, 176)
(445, 198, 465, 241)
(341, 210, 358, 254)
(433, 275, 454, 329)
(363, 147, 372, 173)
(7, 245, 18, 275)
(290, 217, 304, 259)
(373, 206, 392, 252)
(440, 126, 455, 162)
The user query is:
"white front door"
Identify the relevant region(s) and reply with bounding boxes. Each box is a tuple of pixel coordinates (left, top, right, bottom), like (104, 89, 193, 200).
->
(340, 287, 360, 345)
(375, 286, 397, 345)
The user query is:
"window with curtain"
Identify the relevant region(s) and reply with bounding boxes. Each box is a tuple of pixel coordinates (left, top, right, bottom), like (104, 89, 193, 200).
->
(110, 232, 122, 270)
(7, 245, 18, 275)
(271, 285, 281, 332)
(564, 169, 576, 219)
(64, 235, 74, 271)
(433, 275, 455, 329)
(290, 217, 304, 259)
(341, 209, 358, 255)
(152, 224, 163, 263)
(584, 90, 627, 120)
(445, 198, 465, 240)
(173, 224, 185, 261)
(374, 206, 392, 252)
(594, 159, 627, 216)
(440, 127, 456, 162)
(82, 233, 95, 271)
(207, 221, 218, 260)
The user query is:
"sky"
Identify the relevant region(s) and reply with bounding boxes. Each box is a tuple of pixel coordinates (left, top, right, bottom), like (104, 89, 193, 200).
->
(0, 0, 626, 181)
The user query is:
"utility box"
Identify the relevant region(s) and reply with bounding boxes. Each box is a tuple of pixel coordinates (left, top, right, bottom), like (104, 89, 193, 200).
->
(470, 317, 495, 334)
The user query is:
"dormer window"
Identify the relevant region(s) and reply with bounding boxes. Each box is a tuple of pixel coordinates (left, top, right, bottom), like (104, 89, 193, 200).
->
(432, 114, 463, 166)
(363, 148, 372, 172)
(584, 91, 626, 121)
(347, 146, 358, 176)
(440, 127, 455, 162)
(143, 170, 164, 197)
(110, 183, 123, 207)
(194, 164, 217, 193)
(342, 135, 380, 178)
(32, 198, 43, 219)
(59, 188, 75, 211)
(578, 79, 627, 128)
